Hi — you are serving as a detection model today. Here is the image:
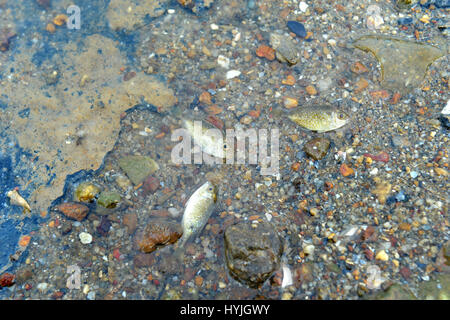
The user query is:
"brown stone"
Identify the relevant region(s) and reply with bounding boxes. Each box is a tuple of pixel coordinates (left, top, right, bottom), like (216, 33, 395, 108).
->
(303, 137, 330, 160)
(134, 219, 182, 253)
(54, 202, 89, 221)
(0, 273, 15, 288)
(123, 213, 138, 234)
(350, 61, 369, 74)
(133, 253, 155, 268)
(142, 175, 160, 195)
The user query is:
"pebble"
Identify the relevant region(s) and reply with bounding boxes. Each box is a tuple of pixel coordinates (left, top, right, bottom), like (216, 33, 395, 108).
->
(287, 21, 307, 38)
(37, 282, 49, 293)
(317, 78, 332, 91)
(398, 17, 413, 25)
(54, 202, 89, 222)
(303, 137, 330, 160)
(299, 1, 308, 12)
(283, 97, 298, 109)
(305, 85, 317, 96)
(79, 232, 93, 244)
(226, 70, 241, 79)
(217, 55, 230, 69)
(376, 250, 389, 261)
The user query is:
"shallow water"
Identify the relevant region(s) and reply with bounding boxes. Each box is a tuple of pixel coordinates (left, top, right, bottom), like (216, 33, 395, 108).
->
(0, 0, 448, 300)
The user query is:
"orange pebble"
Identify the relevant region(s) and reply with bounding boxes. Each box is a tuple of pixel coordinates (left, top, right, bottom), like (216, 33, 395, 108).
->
(19, 235, 31, 247)
(291, 162, 300, 171)
(340, 163, 354, 177)
(53, 14, 68, 26)
(282, 75, 296, 86)
(155, 132, 165, 139)
(255, 45, 275, 61)
(46, 23, 56, 33)
(194, 275, 203, 287)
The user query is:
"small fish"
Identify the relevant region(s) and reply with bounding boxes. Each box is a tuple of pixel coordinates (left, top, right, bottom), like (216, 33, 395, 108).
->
(7, 188, 31, 213)
(288, 105, 350, 132)
(183, 119, 227, 158)
(174, 181, 217, 258)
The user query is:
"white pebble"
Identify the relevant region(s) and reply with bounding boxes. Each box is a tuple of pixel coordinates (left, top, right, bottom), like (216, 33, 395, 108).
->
(210, 23, 219, 30)
(167, 9, 175, 14)
(369, 167, 379, 175)
(281, 265, 293, 288)
(304, 244, 315, 256)
(299, 1, 308, 12)
(79, 232, 93, 244)
(226, 70, 241, 79)
(217, 55, 230, 69)
(37, 282, 48, 293)
(442, 100, 450, 115)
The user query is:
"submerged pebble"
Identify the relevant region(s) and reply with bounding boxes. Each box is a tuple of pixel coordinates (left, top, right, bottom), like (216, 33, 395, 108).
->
(287, 21, 306, 38)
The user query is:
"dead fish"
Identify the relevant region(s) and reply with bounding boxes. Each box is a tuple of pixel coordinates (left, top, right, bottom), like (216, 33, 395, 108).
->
(7, 188, 31, 213)
(183, 119, 227, 158)
(174, 181, 217, 258)
(288, 105, 350, 132)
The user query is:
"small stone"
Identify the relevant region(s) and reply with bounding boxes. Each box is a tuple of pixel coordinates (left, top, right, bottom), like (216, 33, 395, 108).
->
(53, 14, 68, 26)
(224, 221, 283, 288)
(118, 155, 159, 185)
(299, 1, 308, 12)
(303, 244, 315, 256)
(340, 163, 355, 177)
(226, 70, 241, 79)
(79, 232, 93, 244)
(434, 167, 448, 176)
(217, 55, 230, 68)
(309, 208, 318, 216)
(123, 213, 138, 234)
(199, 91, 213, 105)
(54, 202, 89, 221)
(0, 273, 15, 288)
(134, 219, 182, 253)
(142, 175, 160, 195)
(303, 137, 330, 160)
(317, 78, 332, 91)
(46, 23, 56, 33)
(194, 275, 203, 287)
(376, 250, 389, 261)
(15, 267, 32, 284)
(372, 178, 392, 204)
(287, 21, 307, 38)
(282, 75, 296, 86)
(37, 283, 49, 293)
(96, 216, 111, 237)
(115, 175, 132, 190)
(283, 97, 298, 109)
(256, 45, 276, 61)
(97, 191, 121, 209)
(351, 61, 369, 74)
(305, 85, 317, 96)
(61, 221, 72, 235)
(75, 182, 100, 203)
(354, 78, 369, 93)
(133, 253, 155, 268)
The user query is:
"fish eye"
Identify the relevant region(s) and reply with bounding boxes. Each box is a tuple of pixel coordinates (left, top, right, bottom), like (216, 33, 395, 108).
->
(338, 113, 347, 120)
